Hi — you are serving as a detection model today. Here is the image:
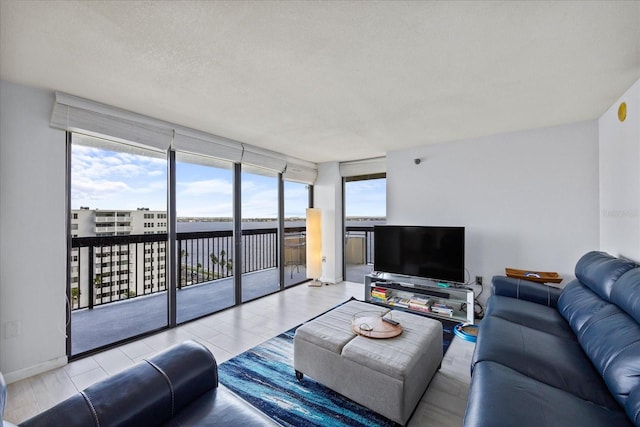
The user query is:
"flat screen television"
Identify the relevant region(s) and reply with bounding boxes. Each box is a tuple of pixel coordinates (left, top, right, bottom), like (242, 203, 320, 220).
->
(373, 225, 465, 283)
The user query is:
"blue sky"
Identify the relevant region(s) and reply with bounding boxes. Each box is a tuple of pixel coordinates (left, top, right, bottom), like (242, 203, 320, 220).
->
(71, 135, 385, 218)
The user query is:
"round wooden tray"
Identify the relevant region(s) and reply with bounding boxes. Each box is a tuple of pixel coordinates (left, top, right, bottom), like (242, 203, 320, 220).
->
(352, 315, 402, 339)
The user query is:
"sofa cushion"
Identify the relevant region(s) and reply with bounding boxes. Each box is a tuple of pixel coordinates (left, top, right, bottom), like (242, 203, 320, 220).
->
(471, 315, 619, 409)
(558, 280, 611, 334)
(20, 394, 97, 427)
(576, 302, 640, 409)
(491, 276, 562, 307)
(341, 310, 442, 379)
(574, 251, 636, 301)
(485, 295, 575, 339)
(611, 268, 640, 325)
(626, 385, 640, 426)
(464, 361, 632, 427)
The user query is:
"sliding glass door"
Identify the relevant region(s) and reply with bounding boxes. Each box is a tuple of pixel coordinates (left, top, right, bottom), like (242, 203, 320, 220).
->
(284, 181, 310, 287)
(175, 152, 235, 323)
(69, 134, 168, 356)
(241, 165, 280, 301)
(344, 174, 386, 283)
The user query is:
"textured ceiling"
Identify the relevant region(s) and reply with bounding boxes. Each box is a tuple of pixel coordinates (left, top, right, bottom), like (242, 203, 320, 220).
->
(1, 1, 639, 163)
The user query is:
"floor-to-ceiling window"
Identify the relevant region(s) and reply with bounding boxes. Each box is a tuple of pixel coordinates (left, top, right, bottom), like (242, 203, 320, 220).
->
(240, 165, 280, 301)
(175, 152, 235, 323)
(344, 174, 386, 283)
(60, 96, 318, 358)
(69, 133, 168, 356)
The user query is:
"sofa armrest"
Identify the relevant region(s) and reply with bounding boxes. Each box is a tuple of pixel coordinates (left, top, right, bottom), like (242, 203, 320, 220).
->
(492, 275, 562, 308)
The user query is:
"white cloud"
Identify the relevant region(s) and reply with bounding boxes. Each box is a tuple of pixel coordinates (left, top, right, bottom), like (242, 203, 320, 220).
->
(179, 179, 233, 196)
(71, 142, 166, 210)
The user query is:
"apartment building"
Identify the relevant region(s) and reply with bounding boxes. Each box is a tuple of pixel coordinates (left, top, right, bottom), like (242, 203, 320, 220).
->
(70, 208, 168, 307)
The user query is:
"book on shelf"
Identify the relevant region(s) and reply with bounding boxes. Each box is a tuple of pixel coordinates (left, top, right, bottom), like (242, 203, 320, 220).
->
(430, 302, 454, 316)
(409, 296, 430, 305)
(409, 303, 431, 313)
(388, 296, 411, 308)
(407, 295, 430, 313)
(371, 290, 388, 296)
(371, 287, 390, 301)
(431, 307, 453, 315)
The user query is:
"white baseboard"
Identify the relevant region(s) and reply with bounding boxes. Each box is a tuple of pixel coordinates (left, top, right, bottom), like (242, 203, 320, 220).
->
(4, 355, 68, 384)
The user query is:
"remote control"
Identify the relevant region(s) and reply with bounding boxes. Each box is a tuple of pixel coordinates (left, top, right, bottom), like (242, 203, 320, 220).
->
(382, 317, 399, 326)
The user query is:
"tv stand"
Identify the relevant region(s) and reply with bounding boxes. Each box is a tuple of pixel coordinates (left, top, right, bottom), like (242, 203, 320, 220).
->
(364, 273, 474, 324)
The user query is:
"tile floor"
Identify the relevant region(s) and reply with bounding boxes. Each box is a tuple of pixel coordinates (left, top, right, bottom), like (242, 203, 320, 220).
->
(4, 281, 475, 426)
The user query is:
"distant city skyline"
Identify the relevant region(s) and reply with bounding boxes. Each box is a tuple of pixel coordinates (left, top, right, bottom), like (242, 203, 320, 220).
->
(71, 134, 386, 218)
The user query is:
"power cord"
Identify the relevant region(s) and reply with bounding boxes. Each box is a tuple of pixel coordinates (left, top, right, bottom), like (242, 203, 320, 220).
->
(473, 277, 485, 319)
(463, 272, 484, 320)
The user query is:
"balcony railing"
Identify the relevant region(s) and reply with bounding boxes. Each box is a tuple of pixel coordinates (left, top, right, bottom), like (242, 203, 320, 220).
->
(94, 226, 133, 233)
(70, 225, 374, 310)
(345, 226, 375, 265)
(95, 216, 132, 223)
(70, 227, 309, 310)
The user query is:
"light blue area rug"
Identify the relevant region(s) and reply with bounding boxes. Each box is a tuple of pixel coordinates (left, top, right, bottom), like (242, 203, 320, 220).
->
(218, 312, 456, 427)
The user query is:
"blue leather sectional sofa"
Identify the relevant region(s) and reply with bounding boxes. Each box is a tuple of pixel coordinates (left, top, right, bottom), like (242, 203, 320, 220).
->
(464, 251, 640, 427)
(17, 340, 278, 426)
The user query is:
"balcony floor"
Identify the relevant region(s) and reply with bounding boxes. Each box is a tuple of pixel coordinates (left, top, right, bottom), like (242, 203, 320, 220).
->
(71, 266, 308, 355)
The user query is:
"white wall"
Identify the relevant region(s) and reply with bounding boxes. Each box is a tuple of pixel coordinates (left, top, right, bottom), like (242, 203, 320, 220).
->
(599, 78, 640, 261)
(314, 162, 344, 284)
(0, 81, 67, 382)
(386, 121, 600, 300)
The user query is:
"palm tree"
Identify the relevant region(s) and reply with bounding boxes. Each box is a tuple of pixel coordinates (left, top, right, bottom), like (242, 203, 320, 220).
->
(210, 249, 233, 278)
(179, 249, 189, 287)
(218, 250, 233, 277)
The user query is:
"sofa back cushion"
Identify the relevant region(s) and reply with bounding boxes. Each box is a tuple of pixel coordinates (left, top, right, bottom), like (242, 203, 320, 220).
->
(558, 279, 611, 334)
(608, 268, 640, 423)
(611, 268, 640, 325)
(626, 384, 640, 426)
(574, 251, 636, 301)
(20, 340, 219, 427)
(146, 340, 218, 415)
(560, 255, 640, 414)
(576, 301, 640, 410)
(559, 251, 637, 334)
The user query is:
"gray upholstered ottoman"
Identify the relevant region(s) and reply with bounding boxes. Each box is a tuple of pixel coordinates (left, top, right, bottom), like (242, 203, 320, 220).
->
(293, 300, 442, 425)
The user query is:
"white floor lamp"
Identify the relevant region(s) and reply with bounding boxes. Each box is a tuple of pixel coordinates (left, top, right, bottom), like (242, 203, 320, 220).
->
(306, 208, 323, 287)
